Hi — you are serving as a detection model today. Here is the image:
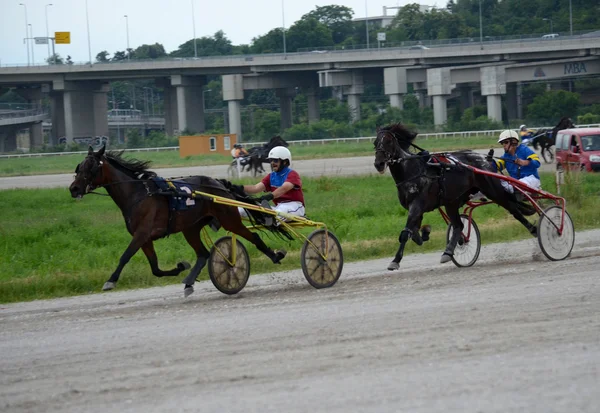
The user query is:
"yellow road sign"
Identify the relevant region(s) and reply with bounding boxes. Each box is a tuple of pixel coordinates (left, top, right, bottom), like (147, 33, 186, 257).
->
(55, 32, 71, 44)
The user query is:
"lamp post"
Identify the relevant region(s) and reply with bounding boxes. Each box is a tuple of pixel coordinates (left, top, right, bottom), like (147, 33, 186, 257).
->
(365, 0, 369, 49)
(543, 18, 553, 33)
(124, 15, 130, 60)
(191, 0, 197, 58)
(479, 0, 483, 45)
(281, 0, 286, 55)
(19, 3, 30, 66)
(45, 4, 53, 61)
(28, 24, 35, 64)
(85, 0, 92, 64)
(569, 0, 573, 36)
(202, 89, 212, 111)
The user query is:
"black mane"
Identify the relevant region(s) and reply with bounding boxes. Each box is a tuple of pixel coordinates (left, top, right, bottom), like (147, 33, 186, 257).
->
(378, 123, 419, 151)
(105, 151, 157, 179)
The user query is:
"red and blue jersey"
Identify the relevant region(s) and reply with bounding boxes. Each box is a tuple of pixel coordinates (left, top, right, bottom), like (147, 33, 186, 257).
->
(261, 167, 304, 206)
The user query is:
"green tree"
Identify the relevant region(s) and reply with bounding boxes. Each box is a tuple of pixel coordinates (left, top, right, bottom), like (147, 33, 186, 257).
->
(133, 43, 167, 60)
(46, 53, 64, 65)
(302, 5, 355, 44)
(170, 31, 234, 57)
(95, 51, 110, 62)
(286, 18, 334, 52)
(526, 90, 581, 123)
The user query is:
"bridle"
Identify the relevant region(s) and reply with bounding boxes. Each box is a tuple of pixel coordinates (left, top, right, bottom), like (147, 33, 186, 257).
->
(375, 130, 428, 166)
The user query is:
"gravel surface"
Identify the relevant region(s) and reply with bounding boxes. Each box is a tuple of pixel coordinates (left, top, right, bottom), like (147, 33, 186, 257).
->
(1, 230, 599, 413)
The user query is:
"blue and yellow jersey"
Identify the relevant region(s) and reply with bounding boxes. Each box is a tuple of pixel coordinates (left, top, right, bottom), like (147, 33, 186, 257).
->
(495, 144, 541, 179)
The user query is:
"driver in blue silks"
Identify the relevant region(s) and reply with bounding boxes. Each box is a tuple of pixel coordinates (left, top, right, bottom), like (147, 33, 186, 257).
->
(494, 129, 541, 194)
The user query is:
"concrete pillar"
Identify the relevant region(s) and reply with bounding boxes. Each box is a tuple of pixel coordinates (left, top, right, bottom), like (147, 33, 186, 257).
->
(276, 88, 295, 130)
(427, 68, 452, 128)
(344, 71, 364, 122)
(486, 95, 502, 122)
(459, 85, 474, 110)
(29, 123, 43, 149)
(50, 92, 65, 144)
(516, 82, 523, 119)
(171, 75, 206, 135)
(162, 85, 178, 136)
(480, 66, 506, 123)
(51, 80, 110, 144)
(384, 67, 407, 110)
(506, 83, 518, 121)
(305, 87, 320, 124)
(222, 74, 244, 141)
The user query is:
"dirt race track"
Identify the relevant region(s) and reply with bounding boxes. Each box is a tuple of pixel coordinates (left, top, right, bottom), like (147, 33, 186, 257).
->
(1, 230, 599, 413)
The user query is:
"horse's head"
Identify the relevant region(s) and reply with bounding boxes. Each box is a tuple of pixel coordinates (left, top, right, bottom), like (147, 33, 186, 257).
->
(69, 145, 106, 198)
(373, 123, 418, 173)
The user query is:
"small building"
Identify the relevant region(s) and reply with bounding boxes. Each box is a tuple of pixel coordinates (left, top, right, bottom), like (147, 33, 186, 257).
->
(179, 134, 237, 157)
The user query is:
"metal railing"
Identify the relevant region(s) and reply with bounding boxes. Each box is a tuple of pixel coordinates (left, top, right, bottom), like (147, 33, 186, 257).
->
(3, 124, 599, 159)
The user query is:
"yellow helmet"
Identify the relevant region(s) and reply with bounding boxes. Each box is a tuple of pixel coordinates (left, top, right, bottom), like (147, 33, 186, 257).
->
(498, 130, 520, 144)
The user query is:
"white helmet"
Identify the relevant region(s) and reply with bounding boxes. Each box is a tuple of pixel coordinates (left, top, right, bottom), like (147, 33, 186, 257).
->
(268, 146, 292, 163)
(498, 129, 520, 143)
(519, 124, 527, 131)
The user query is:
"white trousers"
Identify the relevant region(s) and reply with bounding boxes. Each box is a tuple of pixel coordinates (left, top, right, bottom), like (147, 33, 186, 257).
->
(238, 201, 305, 219)
(501, 175, 541, 194)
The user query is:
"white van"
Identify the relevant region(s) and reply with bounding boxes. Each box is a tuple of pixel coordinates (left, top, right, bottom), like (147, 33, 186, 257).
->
(542, 33, 559, 39)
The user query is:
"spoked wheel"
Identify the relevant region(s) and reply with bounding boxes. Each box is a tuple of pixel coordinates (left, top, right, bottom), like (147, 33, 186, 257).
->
(446, 214, 481, 267)
(300, 229, 344, 289)
(227, 163, 240, 178)
(537, 206, 575, 261)
(208, 236, 250, 295)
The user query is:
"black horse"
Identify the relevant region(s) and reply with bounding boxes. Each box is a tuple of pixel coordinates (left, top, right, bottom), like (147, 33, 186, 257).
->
(529, 117, 575, 163)
(69, 145, 291, 297)
(244, 135, 289, 176)
(373, 123, 537, 271)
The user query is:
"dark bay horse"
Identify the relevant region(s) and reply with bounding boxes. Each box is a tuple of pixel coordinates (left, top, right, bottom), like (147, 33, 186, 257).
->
(245, 135, 289, 175)
(69, 145, 291, 297)
(529, 117, 575, 163)
(373, 123, 537, 271)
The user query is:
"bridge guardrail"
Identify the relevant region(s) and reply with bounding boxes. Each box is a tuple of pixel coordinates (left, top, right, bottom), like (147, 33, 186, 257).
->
(2, 124, 599, 159)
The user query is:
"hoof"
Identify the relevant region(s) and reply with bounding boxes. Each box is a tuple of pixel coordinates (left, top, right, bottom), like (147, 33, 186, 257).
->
(102, 281, 116, 291)
(387, 262, 400, 271)
(178, 261, 191, 271)
(184, 285, 194, 298)
(421, 225, 432, 242)
(440, 253, 453, 264)
(273, 249, 287, 264)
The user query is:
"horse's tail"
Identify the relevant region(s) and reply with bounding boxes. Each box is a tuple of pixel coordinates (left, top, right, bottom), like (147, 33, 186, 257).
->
(217, 179, 294, 240)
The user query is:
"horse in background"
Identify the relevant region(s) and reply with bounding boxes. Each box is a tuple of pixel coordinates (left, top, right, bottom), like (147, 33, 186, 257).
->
(529, 117, 575, 163)
(69, 145, 291, 297)
(245, 135, 289, 176)
(373, 123, 537, 271)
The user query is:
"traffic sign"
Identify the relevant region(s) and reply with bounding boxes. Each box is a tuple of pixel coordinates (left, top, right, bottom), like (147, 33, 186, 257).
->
(35, 37, 49, 45)
(55, 32, 71, 44)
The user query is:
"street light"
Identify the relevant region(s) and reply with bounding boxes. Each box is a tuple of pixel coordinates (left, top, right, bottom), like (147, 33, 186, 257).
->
(281, 0, 286, 55)
(28, 24, 34, 64)
(479, 0, 483, 46)
(569, 0, 573, 35)
(19, 3, 30, 66)
(85, 0, 92, 64)
(45, 4, 53, 61)
(202, 89, 212, 111)
(543, 18, 553, 33)
(191, 0, 197, 58)
(365, 0, 369, 49)
(124, 15, 130, 60)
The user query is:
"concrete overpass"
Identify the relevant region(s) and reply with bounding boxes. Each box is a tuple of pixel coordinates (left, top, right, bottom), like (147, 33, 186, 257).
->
(0, 33, 599, 147)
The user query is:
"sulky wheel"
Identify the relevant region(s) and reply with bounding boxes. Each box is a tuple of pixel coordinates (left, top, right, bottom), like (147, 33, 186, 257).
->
(446, 214, 481, 267)
(208, 236, 250, 295)
(300, 229, 344, 289)
(537, 205, 575, 261)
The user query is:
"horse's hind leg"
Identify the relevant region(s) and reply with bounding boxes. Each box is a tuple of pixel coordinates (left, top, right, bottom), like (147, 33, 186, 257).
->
(180, 227, 211, 298)
(141, 241, 191, 278)
(441, 206, 464, 263)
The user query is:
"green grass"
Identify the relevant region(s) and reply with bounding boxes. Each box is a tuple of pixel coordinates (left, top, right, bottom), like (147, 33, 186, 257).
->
(1, 172, 599, 303)
(0, 135, 498, 177)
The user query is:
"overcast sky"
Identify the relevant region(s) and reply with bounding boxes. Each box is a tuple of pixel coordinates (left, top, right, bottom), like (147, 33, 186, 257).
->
(0, 0, 426, 66)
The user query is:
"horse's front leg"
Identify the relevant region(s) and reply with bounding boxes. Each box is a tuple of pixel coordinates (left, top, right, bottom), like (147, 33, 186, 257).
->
(141, 241, 191, 278)
(103, 232, 150, 291)
(388, 206, 424, 271)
